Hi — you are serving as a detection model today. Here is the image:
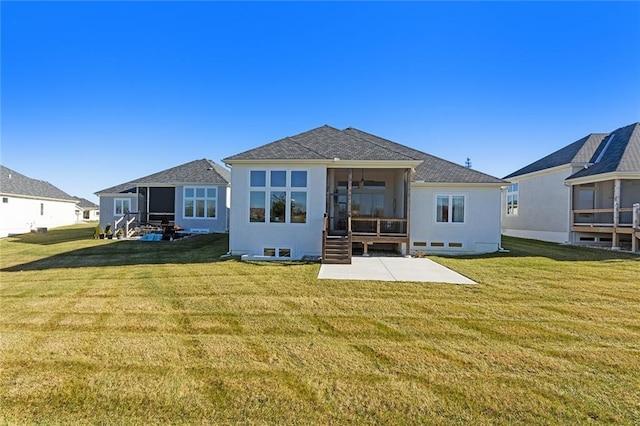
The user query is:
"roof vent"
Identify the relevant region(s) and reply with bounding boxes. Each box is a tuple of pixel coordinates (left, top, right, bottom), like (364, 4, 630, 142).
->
(594, 134, 614, 164)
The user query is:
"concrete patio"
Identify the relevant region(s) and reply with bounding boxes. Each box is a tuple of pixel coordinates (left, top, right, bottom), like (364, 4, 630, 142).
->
(318, 256, 476, 284)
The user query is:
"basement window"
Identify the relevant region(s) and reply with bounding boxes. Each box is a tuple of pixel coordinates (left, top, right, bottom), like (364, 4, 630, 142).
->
(413, 241, 427, 247)
(263, 248, 291, 258)
(430, 242, 445, 247)
(448, 242, 463, 248)
(278, 248, 291, 258)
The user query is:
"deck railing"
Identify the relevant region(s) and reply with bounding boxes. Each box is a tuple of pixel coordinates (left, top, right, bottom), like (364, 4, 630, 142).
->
(114, 212, 139, 237)
(572, 208, 635, 227)
(350, 217, 408, 237)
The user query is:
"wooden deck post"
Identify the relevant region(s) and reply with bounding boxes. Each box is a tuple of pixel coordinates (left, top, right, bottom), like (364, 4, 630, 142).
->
(347, 169, 353, 224)
(633, 203, 639, 253)
(613, 179, 621, 249)
(405, 168, 411, 256)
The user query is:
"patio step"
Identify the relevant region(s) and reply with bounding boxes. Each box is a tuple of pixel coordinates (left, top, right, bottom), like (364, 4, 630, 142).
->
(323, 236, 351, 264)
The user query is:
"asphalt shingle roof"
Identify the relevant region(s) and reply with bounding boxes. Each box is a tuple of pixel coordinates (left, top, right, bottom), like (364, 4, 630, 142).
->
(72, 196, 99, 209)
(568, 122, 640, 180)
(224, 125, 505, 184)
(342, 128, 505, 184)
(95, 159, 230, 194)
(504, 122, 640, 180)
(0, 166, 76, 201)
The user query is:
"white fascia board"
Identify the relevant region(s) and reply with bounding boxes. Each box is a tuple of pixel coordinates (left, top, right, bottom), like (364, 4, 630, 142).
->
(411, 182, 505, 188)
(0, 193, 77, 203)
(224, 159, 422, 169)
(328, 160, 422, 169)
(224, 159, 329, 167)
(566, 171, 640, 186)
(134, 182, 224, 187)
(507, 164, 574, 181)
(97, 192, 137, 197)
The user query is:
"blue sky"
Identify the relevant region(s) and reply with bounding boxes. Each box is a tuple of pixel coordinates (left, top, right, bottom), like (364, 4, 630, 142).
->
(2, 1, 639, 202)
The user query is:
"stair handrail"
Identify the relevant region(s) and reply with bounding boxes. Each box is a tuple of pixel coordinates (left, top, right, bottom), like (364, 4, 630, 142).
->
(114, 211, 139, 237)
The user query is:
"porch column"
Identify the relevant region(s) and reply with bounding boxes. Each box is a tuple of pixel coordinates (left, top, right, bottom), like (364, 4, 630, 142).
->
(347, 169, 353, 220)
(613, 179, 621, 249)
(325, 169, 331, 217)
(405, 168, 411, 256)
(633, 203, 639, 253)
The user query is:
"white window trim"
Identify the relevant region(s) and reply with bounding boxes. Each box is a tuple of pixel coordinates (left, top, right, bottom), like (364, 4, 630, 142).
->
(434, 194, 466, 224)
(248, 169, 309, 225)
(114, 198, 131, 216)
(506, 183, 519, 216)
(263, 247, 292, 258)
(183, 186, 217, 220)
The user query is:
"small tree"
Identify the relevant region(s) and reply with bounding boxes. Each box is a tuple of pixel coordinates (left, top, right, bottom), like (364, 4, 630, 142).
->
(93, 224, 104, 239)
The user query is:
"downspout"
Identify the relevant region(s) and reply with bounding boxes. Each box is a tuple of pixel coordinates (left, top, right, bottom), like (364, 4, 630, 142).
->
(498, 184, 509, 252)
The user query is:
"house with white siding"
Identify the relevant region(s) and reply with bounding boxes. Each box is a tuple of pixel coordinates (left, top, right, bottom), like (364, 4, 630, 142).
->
(73, 197, 99, 221)
(95, 159, 230, 235)
(0, 165, 78, 238)
(223, 125, 506, 263)
(502, 122, 640, 252)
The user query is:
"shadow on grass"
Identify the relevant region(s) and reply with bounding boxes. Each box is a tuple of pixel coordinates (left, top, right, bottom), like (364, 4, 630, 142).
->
(432, 236, 640, 262)
(2, 233, 232, 272)
(6, 226, 99, 246)
(4, 227, 637, 273)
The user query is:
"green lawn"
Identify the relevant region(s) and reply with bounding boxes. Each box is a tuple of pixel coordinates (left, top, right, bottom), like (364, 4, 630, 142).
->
(1, 224, 639, 424)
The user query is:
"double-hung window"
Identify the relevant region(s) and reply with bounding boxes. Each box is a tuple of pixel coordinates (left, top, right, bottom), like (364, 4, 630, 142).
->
(436, 195, 465, 223)
(506, 183, 518, 215)
(114, 198, 131, 216)
(184, 187, 216, 219)
(249, 170, 307, 224)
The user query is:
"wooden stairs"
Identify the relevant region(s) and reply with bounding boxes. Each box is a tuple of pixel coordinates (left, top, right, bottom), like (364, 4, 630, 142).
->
(323, 235, 351, 264)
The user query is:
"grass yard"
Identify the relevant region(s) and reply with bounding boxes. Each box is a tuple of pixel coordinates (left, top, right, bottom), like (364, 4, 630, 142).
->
(1, 224, 639, 424)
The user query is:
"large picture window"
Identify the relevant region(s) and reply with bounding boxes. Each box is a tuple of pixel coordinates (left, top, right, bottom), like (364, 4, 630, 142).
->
(338, 180, 386, 217)
(184, 187, 216, 219)
(436, 195, 465, 223)
(506, 183, 519, 215)
(249, 170, 307, 224)
(114, 198, 131, 216)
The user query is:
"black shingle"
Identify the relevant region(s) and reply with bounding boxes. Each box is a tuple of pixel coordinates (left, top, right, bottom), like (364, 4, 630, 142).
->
(0, 166, 75, 201)
(224, 126, 505, 184)
(504, 123, 640, 180)
(95, 159, 230, 194)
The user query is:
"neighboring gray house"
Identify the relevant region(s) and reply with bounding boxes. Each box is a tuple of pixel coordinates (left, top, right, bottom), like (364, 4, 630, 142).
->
(224, 125, 506, 263)
(95, 159, 230, 234)
(73, 197, 99, 221)
(0, 165, 78, 238)
(502, 122, 640, 252)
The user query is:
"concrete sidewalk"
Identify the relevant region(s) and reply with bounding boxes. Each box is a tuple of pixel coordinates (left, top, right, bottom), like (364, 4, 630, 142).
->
(318, 256, 476, 284)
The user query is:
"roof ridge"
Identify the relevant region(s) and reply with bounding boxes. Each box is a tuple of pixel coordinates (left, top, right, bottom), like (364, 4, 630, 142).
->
(286, 135, 328, 159)
(342, 128, 420, 160)
(204, 158, 231, 183)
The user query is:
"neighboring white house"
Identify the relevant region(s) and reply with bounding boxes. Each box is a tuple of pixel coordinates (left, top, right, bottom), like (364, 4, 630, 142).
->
(95, 159, 231, 234)
(0, 165, 78, 238)
(502, 122, 640, 252)
(223, 125, 506, 263)
(73, 196, 100, 221)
